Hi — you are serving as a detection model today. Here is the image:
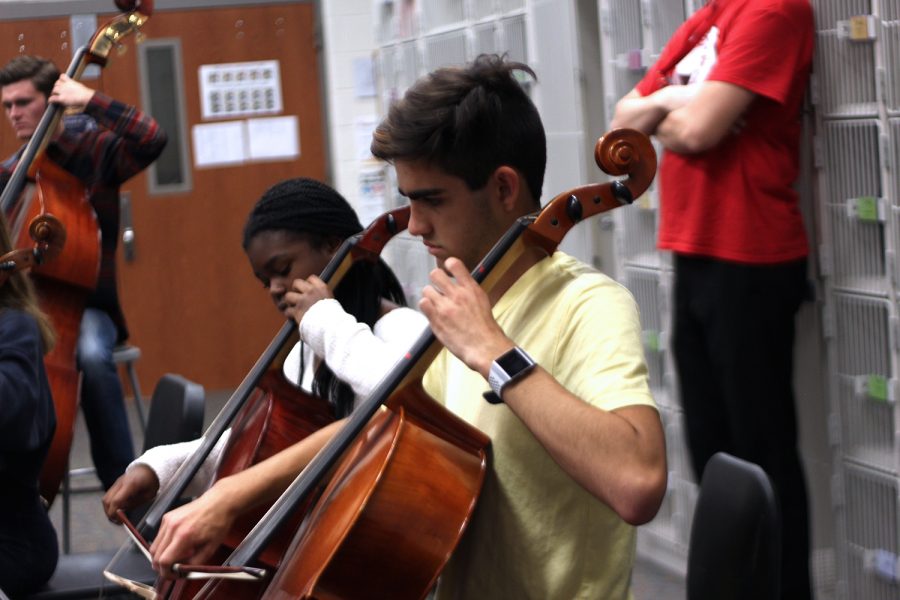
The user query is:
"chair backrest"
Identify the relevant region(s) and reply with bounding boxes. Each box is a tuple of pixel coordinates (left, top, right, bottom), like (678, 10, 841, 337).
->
(686, 452, 781, 600)
(22, 549, 155, 600)
(142, 373, 205, 453)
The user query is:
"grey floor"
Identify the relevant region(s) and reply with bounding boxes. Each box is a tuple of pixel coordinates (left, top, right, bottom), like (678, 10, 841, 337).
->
(51, 388, 686, 599)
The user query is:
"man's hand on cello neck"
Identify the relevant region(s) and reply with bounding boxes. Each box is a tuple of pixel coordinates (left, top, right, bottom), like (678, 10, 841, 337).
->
(49, 74, 96, 113)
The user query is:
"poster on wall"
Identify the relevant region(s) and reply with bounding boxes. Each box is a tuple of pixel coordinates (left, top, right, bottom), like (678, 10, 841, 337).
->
(191, 116, 299, 168)
(357, 167, 388, 226)
(199, 60, 283, 120)
(247, 116, 300, 160)
(191, 121, 246, 167)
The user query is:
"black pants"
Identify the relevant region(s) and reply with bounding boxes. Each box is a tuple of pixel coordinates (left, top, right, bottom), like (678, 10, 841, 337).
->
(0, 494, 58, 597)
(673, 254, 811, 600)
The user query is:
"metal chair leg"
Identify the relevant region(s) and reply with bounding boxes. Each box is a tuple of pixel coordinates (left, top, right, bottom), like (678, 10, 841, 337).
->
(113, 345, 146, 431)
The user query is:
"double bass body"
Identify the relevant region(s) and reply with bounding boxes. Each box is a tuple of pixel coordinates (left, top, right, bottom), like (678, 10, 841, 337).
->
(7, 154, 100, 505)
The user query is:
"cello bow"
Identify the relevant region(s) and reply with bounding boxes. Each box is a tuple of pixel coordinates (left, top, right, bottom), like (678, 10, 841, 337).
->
(197, 128, 656, 599)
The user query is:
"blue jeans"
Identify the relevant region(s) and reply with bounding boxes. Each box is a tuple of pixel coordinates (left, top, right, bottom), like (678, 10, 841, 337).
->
(77, 308, 135, 490)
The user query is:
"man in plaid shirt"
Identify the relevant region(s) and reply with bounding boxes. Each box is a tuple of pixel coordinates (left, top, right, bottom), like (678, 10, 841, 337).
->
(1, 55, 167, 491)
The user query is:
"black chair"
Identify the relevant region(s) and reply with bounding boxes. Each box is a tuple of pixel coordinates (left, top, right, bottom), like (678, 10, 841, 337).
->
(20, 550, 153, 600)
(141, 373, 205, 453)
(686, 452, 781, 600)
(25, 374, 205, 600)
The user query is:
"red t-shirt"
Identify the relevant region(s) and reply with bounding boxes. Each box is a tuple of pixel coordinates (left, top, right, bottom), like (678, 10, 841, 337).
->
(635, 0, 814, 264)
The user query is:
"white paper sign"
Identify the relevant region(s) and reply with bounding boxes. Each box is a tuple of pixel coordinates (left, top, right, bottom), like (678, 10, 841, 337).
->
(192, 121, 246, 167)
(353, 57, 376, 98)
(247, 116, 300, 160)
(357, 167, 388, 226)
(354, 116, 379, 161)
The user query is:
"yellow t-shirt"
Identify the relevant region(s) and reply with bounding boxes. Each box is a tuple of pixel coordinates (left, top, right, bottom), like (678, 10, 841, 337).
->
(424, 252, 656, 600)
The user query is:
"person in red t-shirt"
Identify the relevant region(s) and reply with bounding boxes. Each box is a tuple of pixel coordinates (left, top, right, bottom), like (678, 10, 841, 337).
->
(611, 1, 814, 598)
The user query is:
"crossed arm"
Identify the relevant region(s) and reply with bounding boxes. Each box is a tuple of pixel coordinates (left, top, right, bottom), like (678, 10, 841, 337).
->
(610, 80, 755, 154)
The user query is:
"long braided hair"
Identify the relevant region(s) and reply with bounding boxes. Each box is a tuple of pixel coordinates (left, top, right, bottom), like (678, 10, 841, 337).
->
(242, 178, 407, 418)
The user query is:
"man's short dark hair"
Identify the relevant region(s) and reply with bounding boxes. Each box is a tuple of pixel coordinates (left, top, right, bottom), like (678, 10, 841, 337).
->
(0, 56, 59, 98)
(371, 54, 546, 205)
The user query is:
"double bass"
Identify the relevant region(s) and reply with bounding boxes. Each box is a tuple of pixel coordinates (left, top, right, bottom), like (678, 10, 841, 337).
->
(181, 128, 656, 600)
(0, 0, 153, 504)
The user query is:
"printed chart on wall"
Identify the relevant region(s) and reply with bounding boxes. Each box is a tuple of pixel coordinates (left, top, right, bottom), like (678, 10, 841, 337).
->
(199, 60, 283, 119)
(192, 60, 299, 168)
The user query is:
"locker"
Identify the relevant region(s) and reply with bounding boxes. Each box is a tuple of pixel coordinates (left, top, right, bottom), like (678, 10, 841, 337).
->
(424, 28, 468, 71)
(624, 266, 668, 396)
(838, 463, 900, 600)
(821, 120, 887, 295)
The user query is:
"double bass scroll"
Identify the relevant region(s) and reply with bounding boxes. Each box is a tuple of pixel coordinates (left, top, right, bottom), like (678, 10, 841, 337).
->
(0, 214, 65, 288)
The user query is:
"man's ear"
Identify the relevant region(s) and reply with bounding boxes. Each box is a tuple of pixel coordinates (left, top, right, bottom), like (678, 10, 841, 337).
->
(492, 166, 523, 213)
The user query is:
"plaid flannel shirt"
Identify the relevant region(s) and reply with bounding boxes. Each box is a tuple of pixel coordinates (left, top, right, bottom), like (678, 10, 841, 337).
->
(1, 92, 167, 342)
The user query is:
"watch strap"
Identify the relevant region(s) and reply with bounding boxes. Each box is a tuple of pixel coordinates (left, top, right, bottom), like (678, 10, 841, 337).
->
(483, 346, 536, 404)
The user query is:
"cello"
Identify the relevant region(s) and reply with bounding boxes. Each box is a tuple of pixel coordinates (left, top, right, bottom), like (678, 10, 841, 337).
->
(185, 128, 656, 600)
(104, 206, 412, 597)
(0, 0, 153, 505)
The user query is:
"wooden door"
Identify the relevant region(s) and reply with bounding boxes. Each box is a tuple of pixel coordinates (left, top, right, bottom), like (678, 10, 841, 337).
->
(1, 2, 327, 392)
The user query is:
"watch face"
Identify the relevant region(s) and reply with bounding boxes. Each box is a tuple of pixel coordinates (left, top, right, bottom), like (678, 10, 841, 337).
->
(498, 348, 533, 375)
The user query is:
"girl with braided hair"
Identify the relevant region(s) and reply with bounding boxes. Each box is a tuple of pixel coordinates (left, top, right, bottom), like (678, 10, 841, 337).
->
(102, 177, 426, 523)
(243, 177, 421, 419)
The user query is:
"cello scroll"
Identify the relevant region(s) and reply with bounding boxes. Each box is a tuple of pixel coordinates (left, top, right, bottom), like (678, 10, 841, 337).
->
(525, 128, 657, 253)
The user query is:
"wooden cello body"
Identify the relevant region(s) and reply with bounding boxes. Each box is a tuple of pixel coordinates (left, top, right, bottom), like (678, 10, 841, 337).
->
(212, 371, 334, 565)
(155, 371, 335, 600)
(195, 128, 656, 600)
(259, 395, 488, 600)
(0, 2, 152, 504)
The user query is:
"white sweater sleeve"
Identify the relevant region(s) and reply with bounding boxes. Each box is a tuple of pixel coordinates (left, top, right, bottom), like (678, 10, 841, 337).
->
(128, 303, 426, 495)
(127, 429, 231, 496)
(299, 299, 428, 398)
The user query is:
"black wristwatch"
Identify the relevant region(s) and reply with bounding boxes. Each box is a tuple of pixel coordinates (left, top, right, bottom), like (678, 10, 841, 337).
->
(483, 346, 536, 404)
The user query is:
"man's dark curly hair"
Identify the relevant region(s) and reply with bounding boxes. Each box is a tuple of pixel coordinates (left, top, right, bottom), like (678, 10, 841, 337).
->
(0, 56, 59, 97)
(371, 54, 546, 206)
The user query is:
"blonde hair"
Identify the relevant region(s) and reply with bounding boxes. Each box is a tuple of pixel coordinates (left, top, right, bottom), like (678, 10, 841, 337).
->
(0, 214, 55, 352)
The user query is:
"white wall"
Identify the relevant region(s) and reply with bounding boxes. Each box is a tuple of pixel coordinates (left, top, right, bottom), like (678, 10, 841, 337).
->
(318, 0, 382, 214)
